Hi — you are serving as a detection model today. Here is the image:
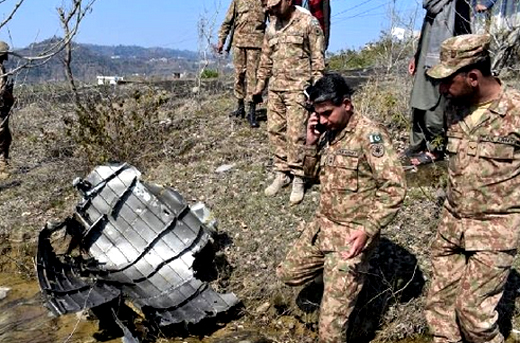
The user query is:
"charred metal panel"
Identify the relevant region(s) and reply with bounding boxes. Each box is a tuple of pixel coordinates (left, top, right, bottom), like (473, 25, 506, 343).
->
(36, 163, 238, 326)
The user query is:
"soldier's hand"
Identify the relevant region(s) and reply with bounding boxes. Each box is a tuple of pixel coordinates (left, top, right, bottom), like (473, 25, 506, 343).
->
(475, 4, 488, 12)
(216, 42, 224, 54)
(306, 112, 321, 146)
(341, 230, 368, 259)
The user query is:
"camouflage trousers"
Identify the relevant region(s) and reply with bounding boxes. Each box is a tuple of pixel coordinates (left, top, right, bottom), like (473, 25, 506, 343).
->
(0, 113, 11, 159)
(426, 210, 516, 343)
(267, 90, 308, 177)
(232, 47, 261, 102)
(277, 216, 377, 343)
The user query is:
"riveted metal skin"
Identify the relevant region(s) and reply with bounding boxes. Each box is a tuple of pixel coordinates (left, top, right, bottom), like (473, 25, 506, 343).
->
(36, 163, 239, 326)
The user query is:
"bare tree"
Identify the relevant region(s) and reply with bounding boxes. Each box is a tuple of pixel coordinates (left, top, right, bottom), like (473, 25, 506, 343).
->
(196, 2, 221, 92)
(379, 0, 420, 73)
(2, 0, 95, 78)
(58, 0, 97, 106)
(471, 1, 520, 75)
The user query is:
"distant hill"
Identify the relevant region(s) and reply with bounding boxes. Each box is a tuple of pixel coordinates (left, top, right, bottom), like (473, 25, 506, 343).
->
(9, 37, 203, 84)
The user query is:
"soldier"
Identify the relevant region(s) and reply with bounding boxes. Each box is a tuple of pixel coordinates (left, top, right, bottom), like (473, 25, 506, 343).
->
(277, 73, 406, 342)
(293, 0, 331, 50)
(253, 0, 325, 204)
(424, 34, 520, 343)
(0, 41, 13, 181)
(217, 0, 268, 128)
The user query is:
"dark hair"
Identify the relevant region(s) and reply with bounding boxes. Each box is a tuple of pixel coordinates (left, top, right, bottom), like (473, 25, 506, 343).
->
(306, 73, 354, 106)
(457, 55, 492, 77)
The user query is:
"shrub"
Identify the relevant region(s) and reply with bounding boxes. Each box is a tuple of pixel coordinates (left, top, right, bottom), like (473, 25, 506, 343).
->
(200, 69, 219, 79)
(64, 85, 173, 167)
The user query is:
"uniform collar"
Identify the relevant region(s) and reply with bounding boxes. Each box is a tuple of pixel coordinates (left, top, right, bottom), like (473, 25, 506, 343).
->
(487, 85, 508, 117)
(274, 6, 302, 31)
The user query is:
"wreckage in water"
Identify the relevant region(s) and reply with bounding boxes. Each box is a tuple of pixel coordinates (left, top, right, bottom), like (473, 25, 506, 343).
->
(36, 163, 239, 327)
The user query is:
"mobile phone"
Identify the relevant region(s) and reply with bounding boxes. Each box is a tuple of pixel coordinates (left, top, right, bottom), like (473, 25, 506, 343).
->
(314, 122, 326, 134)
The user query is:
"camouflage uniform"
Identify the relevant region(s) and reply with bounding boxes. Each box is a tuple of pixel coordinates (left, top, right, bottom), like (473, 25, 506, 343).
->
(218, 0, 267, 103)
(425, 34, 520, 343)
(277, 112, 406, 343)
(255, 5, 325, 177)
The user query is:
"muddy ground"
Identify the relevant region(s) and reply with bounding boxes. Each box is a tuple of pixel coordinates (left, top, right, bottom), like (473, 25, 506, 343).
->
(1, 77, 520, 343)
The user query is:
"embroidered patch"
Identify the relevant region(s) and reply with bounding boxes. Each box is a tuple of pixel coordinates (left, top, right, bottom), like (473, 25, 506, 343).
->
(369, 133, 383, 144)
(481, 135, 518, 146)
(371, 143, 385, 157)
(337, 149, 359, 157)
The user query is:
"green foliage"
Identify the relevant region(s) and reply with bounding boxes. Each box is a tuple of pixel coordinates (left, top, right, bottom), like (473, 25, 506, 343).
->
(353, 76, 412, 131)
(200, 69, 219, 79)
(328, 48, 378, 71)
(328, 32, 416, 72)
(64, 86, 172, 166)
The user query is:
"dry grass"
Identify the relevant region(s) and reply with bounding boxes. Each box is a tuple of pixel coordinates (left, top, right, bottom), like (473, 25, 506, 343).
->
(1, 76, 520, 342)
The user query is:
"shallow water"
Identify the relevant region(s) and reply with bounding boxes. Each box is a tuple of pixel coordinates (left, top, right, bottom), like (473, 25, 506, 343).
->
(0, 272, 118, 343)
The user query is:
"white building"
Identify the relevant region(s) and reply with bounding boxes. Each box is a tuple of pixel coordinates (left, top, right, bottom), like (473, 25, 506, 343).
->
(96, 76, 124, 85)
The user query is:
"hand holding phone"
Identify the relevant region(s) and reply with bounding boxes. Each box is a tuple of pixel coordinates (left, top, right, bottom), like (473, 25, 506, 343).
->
(307, 112, 323, 145)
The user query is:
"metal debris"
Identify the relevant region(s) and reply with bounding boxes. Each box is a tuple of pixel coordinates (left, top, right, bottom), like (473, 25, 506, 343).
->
(36, 163, 238, 327)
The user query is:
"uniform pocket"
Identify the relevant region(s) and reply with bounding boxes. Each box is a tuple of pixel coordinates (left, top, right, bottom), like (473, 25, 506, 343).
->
(331, 155, 359, 192)
(284, 34, 305, 58)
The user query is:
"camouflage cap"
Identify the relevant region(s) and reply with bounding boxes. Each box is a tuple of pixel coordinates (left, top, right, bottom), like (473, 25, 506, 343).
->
(0, 41, 9, 57)
(267, 0, 281, 7)
(427, 34, 491, 79)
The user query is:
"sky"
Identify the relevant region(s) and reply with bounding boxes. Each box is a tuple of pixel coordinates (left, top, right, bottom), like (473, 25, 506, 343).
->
(0, 0, 424, 53)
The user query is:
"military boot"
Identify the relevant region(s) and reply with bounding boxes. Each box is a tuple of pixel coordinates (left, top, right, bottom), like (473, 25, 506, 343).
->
(247, 102, 259, 128)
(230, 99, 245, 118)
(289, 176, 305, 205)
(0, 156, 9, 181)
(264, 172, 291, 196)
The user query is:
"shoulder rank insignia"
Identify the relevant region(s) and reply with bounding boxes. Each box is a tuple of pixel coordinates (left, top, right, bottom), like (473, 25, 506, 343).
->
(371, 143, 385, 157)
(369, 133, 383, 144)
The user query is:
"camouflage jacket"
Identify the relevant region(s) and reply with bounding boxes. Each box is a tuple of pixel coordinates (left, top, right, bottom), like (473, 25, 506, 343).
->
(255, 7, 325, 92)
(303, 112, 406, 248)
(444, 86, 520, 249)
(218, 0, 267, 49)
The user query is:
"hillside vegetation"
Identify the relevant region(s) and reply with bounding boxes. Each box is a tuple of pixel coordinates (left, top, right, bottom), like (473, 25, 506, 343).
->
(1, 70, 520, 343)
(9, 38, 205, 84)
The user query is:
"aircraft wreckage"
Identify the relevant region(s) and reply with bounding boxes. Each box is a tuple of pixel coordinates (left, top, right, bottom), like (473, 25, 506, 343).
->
(36, 163, 239, 328)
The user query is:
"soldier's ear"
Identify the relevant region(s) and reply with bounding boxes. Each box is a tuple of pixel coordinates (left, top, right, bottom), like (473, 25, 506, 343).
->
(466, 70, 480, 87)
(342, 98, 352, 112)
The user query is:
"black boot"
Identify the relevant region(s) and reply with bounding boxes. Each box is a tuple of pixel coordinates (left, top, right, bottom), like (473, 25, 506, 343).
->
(230, 99, 245, 118)
(247, 102, 259, 128)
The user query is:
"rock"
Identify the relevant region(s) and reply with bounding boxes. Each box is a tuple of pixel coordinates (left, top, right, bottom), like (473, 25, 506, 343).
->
(216, 164, 235, 173)
(75, 309, 89, 321)
(255, 301, 271, 314)
(0, 287, 10, 300)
